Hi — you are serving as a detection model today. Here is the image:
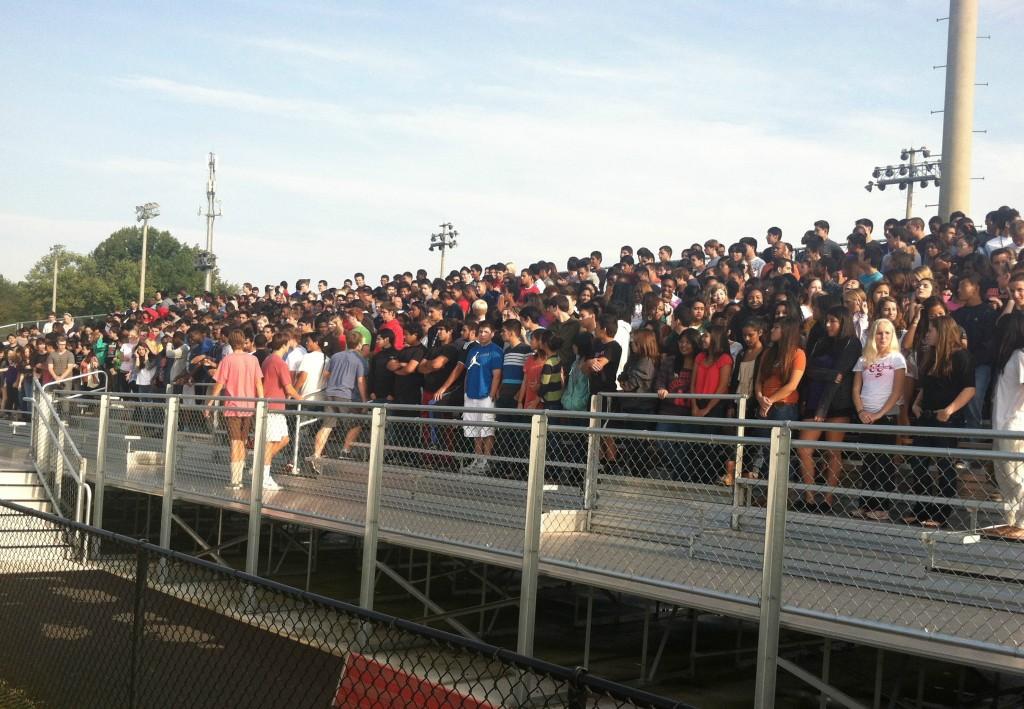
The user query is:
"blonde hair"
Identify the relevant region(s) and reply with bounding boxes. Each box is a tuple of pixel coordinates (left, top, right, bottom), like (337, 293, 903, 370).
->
(861, 317, 898, 365)
(912, 265, 935, 282)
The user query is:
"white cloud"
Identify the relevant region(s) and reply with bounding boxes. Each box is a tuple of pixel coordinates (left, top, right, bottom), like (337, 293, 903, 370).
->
(111, 76, 357, 125)
(232, 36, 418, 72)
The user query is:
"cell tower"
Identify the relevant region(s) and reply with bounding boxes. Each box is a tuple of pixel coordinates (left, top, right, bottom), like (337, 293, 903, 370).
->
(197, 152, 222, 292)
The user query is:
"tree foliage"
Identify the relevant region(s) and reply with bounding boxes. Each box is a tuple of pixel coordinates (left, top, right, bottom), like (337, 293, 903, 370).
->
(2, 226, 236, 324)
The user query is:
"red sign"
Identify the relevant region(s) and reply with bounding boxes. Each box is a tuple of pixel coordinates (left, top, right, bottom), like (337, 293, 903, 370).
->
(333, 652, 498, 709)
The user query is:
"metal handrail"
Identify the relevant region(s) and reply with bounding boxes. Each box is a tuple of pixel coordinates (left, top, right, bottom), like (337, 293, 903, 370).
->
(43, 369, 109, 396)
(599, 391, 746, 401)
(32, 380, 91, 526)
(86, 389, 1024, 442)
(0, 312, 110, 333)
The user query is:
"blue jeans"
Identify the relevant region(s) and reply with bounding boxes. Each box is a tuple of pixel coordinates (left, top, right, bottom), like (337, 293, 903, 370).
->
(20, 377, 33, 415)
(655, 418, 699, 481)
(752, 403, 799, 478)
(965, 364, 990, 432)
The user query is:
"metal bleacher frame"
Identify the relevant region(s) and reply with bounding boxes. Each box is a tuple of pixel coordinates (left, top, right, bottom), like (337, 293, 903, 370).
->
(26, 386, 1024, 707)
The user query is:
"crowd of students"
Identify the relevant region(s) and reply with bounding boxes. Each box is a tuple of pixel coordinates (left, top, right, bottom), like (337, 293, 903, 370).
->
(4, 206, 1024, 535)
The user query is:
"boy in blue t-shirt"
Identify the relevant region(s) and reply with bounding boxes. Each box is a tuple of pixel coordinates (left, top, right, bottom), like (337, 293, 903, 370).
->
(437, 322, 503, 472)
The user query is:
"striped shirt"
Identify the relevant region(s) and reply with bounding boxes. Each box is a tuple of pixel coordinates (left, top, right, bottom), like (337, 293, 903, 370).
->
(538, 355, 563, 403)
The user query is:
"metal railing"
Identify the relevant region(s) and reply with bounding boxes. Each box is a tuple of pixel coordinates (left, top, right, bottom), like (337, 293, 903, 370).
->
(30, 379, 91, 530)
(0, 312, 110, 336)
(0, 499, 686, 709)
(39, 389, 1024, 706)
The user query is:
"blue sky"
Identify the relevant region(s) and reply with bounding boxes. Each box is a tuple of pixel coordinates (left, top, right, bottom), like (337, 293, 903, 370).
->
(2, 1, 1022, 288)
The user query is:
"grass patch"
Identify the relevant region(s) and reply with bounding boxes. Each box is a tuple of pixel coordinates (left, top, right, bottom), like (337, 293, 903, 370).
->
(0, 679, 36, 708)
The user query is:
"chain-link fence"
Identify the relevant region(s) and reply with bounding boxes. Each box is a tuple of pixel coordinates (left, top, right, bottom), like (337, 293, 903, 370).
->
(28, 385, 1024, 703)
(776, 421, 1024, 655)
(540, 403, 773, 611)
(0, 499, 690, 709)
(31, 381, 90, 524)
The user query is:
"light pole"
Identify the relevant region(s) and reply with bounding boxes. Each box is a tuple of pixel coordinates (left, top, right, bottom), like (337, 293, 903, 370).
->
(50, 244, 63, 314)
(135, 202, 160, 307)
(938, 0, 978, 219)
(864, 147, 942, 218)
(428, 223, 458, 278)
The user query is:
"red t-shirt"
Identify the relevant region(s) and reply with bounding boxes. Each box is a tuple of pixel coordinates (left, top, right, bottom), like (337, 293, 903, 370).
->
(692, 352, 733, 396)
(261, 353, 291, 411)
(377, 319, 404, 351)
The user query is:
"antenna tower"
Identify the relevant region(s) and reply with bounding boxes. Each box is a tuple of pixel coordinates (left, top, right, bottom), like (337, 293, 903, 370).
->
(199, 152, 222, 292)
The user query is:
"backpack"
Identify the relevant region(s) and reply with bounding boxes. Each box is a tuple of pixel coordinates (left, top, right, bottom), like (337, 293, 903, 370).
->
(561, 359, 591, 411)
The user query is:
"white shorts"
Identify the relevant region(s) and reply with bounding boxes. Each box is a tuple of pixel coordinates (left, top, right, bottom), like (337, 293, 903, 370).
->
(266, 413, 289, 442)
(462, 396, 495, 438)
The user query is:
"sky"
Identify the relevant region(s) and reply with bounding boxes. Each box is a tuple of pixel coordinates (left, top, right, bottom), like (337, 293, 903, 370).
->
(1, 0, 1022, 289)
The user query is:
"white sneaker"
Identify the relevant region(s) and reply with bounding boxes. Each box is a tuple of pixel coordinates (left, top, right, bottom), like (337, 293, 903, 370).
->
(461, 457, 481, 473)
(262, 475, 281, 492)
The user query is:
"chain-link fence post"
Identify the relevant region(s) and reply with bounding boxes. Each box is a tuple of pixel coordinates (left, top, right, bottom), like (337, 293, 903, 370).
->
(754, 423, 792, 709)
(518, 413, 548, 658)
(731, 397, 747, 530)
(75, 459, 86, 525)
(583, 395, 601, 523)
(55, 426, 65, 503)
(568, 667, 589, 709)
(246, 400, 269, 577)
(93, 394, 110, 531)
(159, 397, 180, 551)
(32, 385, 50, 470)
(360, 406, 388, 611)
(130, 545, 149, 709)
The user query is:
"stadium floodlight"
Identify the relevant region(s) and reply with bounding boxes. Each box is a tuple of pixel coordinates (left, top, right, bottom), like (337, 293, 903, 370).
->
(135, 202, 160, 306)
(428, 222, 458, 278)
(865, 146, 941, 218)
(136, 202, 160, 221)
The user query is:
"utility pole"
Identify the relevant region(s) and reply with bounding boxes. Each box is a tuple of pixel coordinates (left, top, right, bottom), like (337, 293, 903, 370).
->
(905, 149, 917, 219)
(135, 203, 160, 307)
(428, 223, 458, 278)
(865, 147, 941, 217)
(200, 153, 221, 293)
(50, 244, 63, 314)
(938, 0, 978, 219)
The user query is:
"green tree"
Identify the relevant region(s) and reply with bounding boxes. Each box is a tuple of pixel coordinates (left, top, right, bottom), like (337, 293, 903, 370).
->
(0, 275, 31, 325)
(8, 227, 237, 323)
(92, 226, 211, 302)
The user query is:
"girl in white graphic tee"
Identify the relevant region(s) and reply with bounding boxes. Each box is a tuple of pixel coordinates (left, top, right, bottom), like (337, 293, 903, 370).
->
(851, 318, 907, 521)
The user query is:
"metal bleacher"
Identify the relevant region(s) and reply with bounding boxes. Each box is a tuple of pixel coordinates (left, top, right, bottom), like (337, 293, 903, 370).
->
(27, 389, 1024, 687)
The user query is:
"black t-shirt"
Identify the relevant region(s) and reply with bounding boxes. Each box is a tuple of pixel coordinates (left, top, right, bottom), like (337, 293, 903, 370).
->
(589, 339, 622, 394)
(393, 344, 426, 404)
(952, 303, 998, 365)
(920, 349, 974, 412)
(424, 343, 459, 392)
(369, 347, 398, 400)
(443, 304, 464, 321)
